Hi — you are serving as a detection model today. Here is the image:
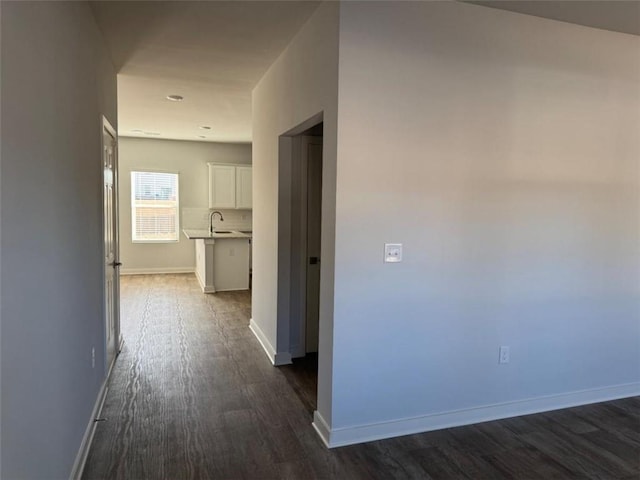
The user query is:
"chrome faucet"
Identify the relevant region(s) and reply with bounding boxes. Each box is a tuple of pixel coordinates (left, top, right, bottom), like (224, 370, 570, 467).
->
(209, 210, 224, 234)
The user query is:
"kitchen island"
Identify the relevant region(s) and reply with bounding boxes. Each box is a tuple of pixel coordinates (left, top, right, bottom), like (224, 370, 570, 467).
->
(183, 229, 252, 293)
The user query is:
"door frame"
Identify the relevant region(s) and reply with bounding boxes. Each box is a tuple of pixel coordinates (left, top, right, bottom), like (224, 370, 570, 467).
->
(276, 113, 324, 359)
(102, 115, 122, 373)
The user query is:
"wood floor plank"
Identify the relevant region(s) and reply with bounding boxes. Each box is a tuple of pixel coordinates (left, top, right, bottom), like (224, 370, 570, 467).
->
(483, 445, 576, 479)
(407, 445, 470, 479)
(82, 274, 640, 480)
(359, 440, 432, 480)
(538, 408, 600, 435)
(520, 429, 636, 479)
(579, 429, 640, 471)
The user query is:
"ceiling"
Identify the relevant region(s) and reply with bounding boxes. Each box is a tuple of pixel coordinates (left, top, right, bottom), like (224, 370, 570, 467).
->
(469, 1, 640, 36)
(92, 1, 638, 144)
(91, 1, 320, 143)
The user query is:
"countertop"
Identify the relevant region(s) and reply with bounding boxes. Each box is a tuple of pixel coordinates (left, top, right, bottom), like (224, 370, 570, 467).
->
(183, 229, 252, 240)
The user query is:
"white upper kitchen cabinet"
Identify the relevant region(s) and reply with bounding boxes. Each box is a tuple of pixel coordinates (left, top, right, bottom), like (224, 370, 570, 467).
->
(208, 163, 252, 209)
(235, 166, 252, 209)
(208, 164, 237, 208)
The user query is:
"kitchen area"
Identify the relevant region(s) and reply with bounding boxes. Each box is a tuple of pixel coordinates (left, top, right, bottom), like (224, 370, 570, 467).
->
(183, 163, 253, 293)
(185, 227, 252, 293)
(117, 136, 252, 291)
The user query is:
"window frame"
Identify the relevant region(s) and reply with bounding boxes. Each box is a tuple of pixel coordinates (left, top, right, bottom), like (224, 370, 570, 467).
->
(130, 170, 180, 244)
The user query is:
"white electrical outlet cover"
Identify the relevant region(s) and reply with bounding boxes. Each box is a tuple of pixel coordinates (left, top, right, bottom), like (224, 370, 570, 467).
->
(499, 346, 510, 364)
(384, 243, 402, 263)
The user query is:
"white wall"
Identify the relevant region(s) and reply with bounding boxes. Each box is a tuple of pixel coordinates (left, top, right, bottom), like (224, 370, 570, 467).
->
(1, 2, 118, 477)
(118, 137, 251, 273)
(253, 0, 639, 447)
(328, 1, 639, 443)
(251, 1, 339, 421)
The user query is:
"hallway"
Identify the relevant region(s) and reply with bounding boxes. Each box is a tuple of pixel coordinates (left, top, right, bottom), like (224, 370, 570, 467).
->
(83, 274, 319, 479)
(82, 275, 640, 479)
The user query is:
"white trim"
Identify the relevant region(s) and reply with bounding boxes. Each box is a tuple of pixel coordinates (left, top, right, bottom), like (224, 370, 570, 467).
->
(274, 351, 293, 366)
(194, 266, 207, 291)
(120, 267, 195, 275)
(126, 167, 181, 175)
(318, 382, 640, 448)
(312, 410, 331, 448)
(194, 268, 216, 293)
(249, 318, 276, 362)
(69, 379, 110, 480)
(192, 277, 251, 293)
(249, 319, 292, 366)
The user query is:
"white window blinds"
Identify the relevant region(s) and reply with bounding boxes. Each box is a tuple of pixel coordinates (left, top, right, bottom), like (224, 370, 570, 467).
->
(131, 171, 179, 242)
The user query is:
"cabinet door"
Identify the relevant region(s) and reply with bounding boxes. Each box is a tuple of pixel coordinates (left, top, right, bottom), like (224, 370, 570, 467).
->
(209, 165, 236, 208)
(235, 166, 252, 209)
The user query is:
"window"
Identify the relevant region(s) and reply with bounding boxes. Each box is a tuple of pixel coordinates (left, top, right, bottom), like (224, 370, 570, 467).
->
(131, 171, 179, 242)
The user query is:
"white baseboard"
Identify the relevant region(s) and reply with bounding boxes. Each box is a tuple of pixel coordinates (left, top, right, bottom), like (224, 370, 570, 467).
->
(193, 269, 214, 293)
(312, 411, 331, 448)
(69, 379, 110, 480)
(120, 267, 194, 275)
(249, 318, 292, 366)
(318, 382, 640, 448)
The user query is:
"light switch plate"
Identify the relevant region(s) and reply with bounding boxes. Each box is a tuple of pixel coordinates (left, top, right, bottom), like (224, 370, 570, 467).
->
(384, 243, 403, 263)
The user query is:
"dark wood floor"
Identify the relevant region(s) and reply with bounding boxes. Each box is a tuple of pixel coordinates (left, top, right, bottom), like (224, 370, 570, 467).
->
(83, 274, 640, 479)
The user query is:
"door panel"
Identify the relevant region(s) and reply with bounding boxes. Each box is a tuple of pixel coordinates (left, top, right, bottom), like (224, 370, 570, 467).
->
(103, 119, 119, 371)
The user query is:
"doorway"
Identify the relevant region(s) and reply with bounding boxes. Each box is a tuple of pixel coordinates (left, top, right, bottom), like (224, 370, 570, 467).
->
(277, 118, 324, 411)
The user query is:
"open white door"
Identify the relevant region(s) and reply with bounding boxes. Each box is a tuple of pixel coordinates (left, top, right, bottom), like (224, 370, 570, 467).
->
(103, 117, 120, 371)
